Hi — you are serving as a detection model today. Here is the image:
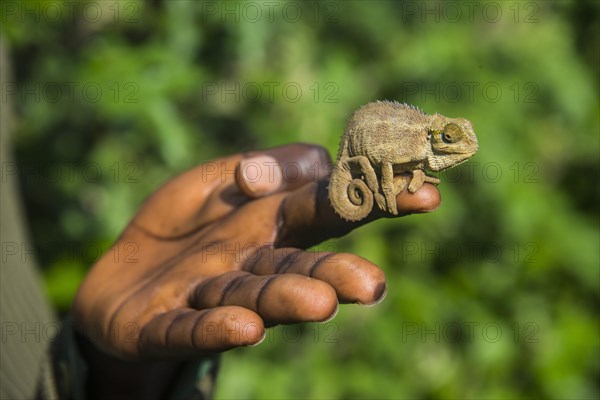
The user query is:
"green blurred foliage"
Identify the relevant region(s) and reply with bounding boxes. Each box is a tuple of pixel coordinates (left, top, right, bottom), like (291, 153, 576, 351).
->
(2, 0, 599, 398)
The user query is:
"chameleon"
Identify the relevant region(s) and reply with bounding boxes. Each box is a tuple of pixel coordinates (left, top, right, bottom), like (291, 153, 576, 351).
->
(328, 100, 479, 221)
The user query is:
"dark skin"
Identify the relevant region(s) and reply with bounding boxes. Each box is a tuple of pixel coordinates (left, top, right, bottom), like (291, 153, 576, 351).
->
(73, 144, 441, 399)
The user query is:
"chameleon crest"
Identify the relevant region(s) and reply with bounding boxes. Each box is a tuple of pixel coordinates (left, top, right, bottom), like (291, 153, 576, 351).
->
(329, 101, 478, 221)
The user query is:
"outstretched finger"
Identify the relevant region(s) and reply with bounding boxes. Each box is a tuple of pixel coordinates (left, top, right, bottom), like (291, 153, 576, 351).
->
(189, 271, 338, 325)
(243, 247, 386, 305)
(137, 306, 265, 359)
(276, 175, 441, 248)
(235, 143, 332, 198)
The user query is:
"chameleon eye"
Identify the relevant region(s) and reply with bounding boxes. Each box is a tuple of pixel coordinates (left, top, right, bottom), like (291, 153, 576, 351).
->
(441, 123, 461, 143)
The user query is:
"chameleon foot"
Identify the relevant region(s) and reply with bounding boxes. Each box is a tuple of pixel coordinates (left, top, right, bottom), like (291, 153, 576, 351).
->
(424, 175, 440, 185)
(408, 169, 427, 193)
(374, 192, 386, 212)
(383, 189, 398, 215)
(408, 170, 440, 193)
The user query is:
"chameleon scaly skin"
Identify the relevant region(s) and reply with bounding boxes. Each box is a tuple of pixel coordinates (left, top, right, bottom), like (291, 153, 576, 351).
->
(329, 101, 478, 221)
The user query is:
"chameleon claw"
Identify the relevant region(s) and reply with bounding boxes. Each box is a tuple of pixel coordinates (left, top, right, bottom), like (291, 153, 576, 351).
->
(408, 170, 426, 193)
(374, 193, 387, 212)
(424, 175, 440, 185)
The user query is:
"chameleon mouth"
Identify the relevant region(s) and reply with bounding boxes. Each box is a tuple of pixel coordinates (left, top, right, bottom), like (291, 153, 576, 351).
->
(437, 147, 474, 155)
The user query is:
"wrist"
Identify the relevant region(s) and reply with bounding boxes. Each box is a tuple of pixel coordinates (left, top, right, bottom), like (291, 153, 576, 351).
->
(75, 332, 181, 400)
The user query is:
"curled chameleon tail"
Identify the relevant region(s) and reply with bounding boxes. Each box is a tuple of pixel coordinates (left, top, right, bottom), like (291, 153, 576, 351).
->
(328, 163, 374, 221)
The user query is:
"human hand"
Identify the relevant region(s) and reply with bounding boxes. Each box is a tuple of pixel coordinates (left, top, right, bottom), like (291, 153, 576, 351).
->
(72, 144, 440, 395)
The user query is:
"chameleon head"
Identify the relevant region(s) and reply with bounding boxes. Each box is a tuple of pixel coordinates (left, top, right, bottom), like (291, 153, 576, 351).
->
(426, 114, 478, 171)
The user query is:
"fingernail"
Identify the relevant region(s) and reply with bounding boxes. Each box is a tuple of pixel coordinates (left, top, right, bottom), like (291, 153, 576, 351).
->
(237, 155, 283, 197)
(248, 330, 267, 347)
(364, 283, 387, 307)
(323, 303, 339, 323)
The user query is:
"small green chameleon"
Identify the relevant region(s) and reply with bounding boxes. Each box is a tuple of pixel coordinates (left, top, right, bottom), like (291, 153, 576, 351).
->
(329, 101, 479, 221)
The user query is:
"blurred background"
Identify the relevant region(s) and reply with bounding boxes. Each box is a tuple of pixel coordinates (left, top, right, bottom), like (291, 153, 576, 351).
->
(2, 0, 598, 398)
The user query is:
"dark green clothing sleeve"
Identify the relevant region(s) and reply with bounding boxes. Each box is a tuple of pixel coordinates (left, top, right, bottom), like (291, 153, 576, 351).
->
(0, 33, 57, 400)
(38, 318, 219, 400)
